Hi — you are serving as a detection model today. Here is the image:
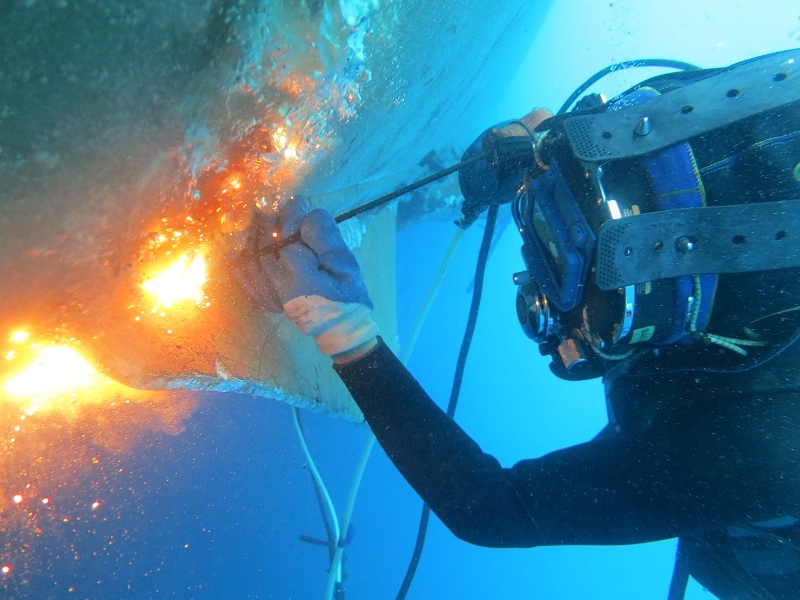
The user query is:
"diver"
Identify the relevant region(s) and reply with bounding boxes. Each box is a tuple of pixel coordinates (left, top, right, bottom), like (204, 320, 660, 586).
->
(238, 49, 800, 599)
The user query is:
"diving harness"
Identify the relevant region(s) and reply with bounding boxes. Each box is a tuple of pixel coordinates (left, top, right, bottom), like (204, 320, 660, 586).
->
(479, 49, 800, 380)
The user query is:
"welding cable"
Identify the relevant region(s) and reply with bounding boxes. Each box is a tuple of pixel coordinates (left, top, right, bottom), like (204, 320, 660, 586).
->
(291, 408, 343, 594)
(287, 152, 482, 600)
(395, 204, 500, 600)
(324, 225, 468, 600)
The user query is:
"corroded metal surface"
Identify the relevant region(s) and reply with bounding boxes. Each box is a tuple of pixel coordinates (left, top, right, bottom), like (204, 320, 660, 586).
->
(0, 0, 545, 419)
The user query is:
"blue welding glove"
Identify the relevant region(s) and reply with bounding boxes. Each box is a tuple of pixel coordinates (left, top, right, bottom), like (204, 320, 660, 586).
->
(239, 196, 379, 358)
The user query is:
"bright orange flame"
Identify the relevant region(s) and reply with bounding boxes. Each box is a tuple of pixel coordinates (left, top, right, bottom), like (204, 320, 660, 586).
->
(2, 345, 138, 416)
(141, 251, 207, 309)
(5, 346, 96, 399)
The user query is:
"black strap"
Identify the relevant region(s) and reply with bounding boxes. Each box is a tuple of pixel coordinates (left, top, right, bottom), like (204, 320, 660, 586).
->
(562, 49, 800, 162)
(595, 199, 800, 290)
(667, 544, 690, 600)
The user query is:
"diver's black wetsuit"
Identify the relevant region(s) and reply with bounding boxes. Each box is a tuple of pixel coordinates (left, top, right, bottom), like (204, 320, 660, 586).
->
(336, 56, 800, 599)
(337, 334, 800, 546)
(337, 336, 800, 598)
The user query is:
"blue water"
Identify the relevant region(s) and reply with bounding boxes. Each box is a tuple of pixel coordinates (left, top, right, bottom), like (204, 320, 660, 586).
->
(3, 0, 800, 598)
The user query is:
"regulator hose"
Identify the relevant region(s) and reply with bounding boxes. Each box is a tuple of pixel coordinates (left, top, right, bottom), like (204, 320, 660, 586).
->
(557, 58, 700, 115)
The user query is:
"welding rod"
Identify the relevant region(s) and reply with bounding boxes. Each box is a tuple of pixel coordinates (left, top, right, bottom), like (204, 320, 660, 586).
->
(259, 152, 485, 254)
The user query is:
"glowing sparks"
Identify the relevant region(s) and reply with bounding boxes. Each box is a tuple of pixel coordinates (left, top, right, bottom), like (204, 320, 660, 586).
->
(273, 128, 289, 151)
(1, 565, 10, 575)
(12, 495, 22, 504)
(5, 346, 97, 401)
(91, 501, 101, 510)
(141, 251, 207, 309)
(1, 344, 138, 416)
(9, 331, 28, 344)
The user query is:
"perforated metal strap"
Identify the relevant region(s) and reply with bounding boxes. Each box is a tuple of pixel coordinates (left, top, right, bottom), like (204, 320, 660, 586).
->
(563, 49, 800, 162)
(595, 200, 800, 290)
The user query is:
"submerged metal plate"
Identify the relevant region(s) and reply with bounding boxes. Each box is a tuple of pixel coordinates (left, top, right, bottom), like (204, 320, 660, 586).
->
(0, 0, 546, 420)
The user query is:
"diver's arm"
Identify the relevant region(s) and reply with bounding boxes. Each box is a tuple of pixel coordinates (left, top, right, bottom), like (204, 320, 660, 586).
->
(335, 338, 800, 548)
(335, 338, 683, 547)
(335, 337, 540, 547)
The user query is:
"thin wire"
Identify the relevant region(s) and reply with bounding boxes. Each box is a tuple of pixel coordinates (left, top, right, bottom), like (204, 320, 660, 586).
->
(395, 204, 500, 600)
(322, 227, 468, 599)
(288, 151, 484, 600)
(400, 228, 466, 365)
(291, 408, 343, 597)
(324, 434, 377, 600)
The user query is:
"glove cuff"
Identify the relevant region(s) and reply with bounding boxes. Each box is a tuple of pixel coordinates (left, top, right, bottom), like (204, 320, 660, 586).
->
(284, 295, 379, 356)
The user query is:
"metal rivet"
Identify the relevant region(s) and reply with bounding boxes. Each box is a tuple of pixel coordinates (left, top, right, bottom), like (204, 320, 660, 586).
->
(676, 236, 695, 253)
(634, 116, 651, 136)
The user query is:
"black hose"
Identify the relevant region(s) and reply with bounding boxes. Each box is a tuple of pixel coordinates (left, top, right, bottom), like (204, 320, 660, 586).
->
(394, 503, 431, 600)
(394, 204, 500, 600)
(445, 204, 500, 417)
(667, 543, 690, 600)
(557, 58, 700, 115)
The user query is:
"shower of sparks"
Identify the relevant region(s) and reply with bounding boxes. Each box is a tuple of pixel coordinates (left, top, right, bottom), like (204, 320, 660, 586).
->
(141, 252, 207, 310)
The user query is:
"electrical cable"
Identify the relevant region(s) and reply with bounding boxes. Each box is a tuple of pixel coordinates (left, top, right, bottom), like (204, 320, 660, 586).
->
(291, 177, 471, 600)
(394, 204, 500, 600)
(323, 225, 468, 599)
(291, 407, 343, 598)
